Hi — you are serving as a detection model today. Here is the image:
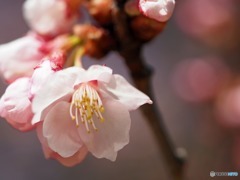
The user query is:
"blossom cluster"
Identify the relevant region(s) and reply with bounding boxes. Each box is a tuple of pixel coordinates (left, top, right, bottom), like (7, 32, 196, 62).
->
(0, 0, 175, 166)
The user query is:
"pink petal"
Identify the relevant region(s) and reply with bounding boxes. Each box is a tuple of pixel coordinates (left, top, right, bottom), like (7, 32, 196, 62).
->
(37, 122, 57, 158)
(43, 102, 84, 158)
(29, 60, 55, 97)
(53, 146, 88, 167)
(77, 99, 131, 161)
(0, 78, 34, 131)
(23, 0, 77, 37)
(101, 74, 152, 111)
(32, 67, 81, 122)
(37, 122, 88, 167)
(0, 34, 46, 82)
(4, 119, 35, 132)
(139, 0, 175, 22)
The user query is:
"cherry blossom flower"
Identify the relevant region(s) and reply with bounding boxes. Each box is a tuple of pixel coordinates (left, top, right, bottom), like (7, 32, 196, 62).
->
(139, 0, 175, 22)
(23, 0, 79, 37)
(0, 58, 62, 131)
(0, 33, 48, 83)
(32, 65, 152, 161)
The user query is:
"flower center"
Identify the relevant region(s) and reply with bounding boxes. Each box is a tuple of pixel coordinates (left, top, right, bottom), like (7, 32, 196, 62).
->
(70, 83, 104, 133)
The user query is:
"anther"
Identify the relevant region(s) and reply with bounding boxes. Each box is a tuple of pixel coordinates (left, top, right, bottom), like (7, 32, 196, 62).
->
(70, 83, 105, 133)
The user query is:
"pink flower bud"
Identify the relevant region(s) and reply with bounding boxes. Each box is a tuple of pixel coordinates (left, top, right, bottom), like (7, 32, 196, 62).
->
(0, 33, 49, 83)
(139, 0, 175, 22)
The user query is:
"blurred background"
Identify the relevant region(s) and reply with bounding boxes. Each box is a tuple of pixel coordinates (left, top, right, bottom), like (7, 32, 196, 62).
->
(0, 0, 240, 179)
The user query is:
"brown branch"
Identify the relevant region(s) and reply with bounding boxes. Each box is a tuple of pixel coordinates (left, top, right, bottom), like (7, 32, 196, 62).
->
(111, 1, 186, 179)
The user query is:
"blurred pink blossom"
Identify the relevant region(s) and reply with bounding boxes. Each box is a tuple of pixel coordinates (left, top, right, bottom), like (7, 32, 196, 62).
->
(32, 65, 152, 162)
(172, 57, 230, 103)
(215, 84, 240, 128)
(175, 0, 237, 49)
(23, 0, 79, 37)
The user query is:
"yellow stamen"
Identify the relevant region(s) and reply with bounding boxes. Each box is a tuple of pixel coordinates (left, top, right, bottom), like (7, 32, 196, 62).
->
(69, 83, 105, 133)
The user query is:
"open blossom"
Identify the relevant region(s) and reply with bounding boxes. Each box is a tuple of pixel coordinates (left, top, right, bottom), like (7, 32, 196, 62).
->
(0, 59, 61, 131)
(139, 0, 175, 22)
(32, 65, 152, 162)
(23, 0, 79, 37)
(0, 33, 48, 83)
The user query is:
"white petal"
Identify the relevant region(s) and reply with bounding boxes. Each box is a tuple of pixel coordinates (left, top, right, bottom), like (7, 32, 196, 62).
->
(32, 99, 60, 124)
(43, 102, 83, 157)
(75, 65, 113, 84)
(37, 121, 88, 167)
(86, 65, 113, 83)
(32, 67, 81, 116)
(100, 74, 152, 111)
(77, 99, 131, 161)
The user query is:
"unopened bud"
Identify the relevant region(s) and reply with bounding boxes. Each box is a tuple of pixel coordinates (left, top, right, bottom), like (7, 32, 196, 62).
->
(131, 15, 166, 42)
(86, 0, 113, 25)
(124, 0, 140, 16)
(74, 24, 115, 59)
(139, 0, 175, 22)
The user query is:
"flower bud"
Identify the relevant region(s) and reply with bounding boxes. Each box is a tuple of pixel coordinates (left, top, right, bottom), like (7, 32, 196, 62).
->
(86, 0, 113, 25)
(139, 0, 175, 22)
(74, 24, 114, 58)
(124, 0, 140, 16)
(130, 15, 166, 42)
